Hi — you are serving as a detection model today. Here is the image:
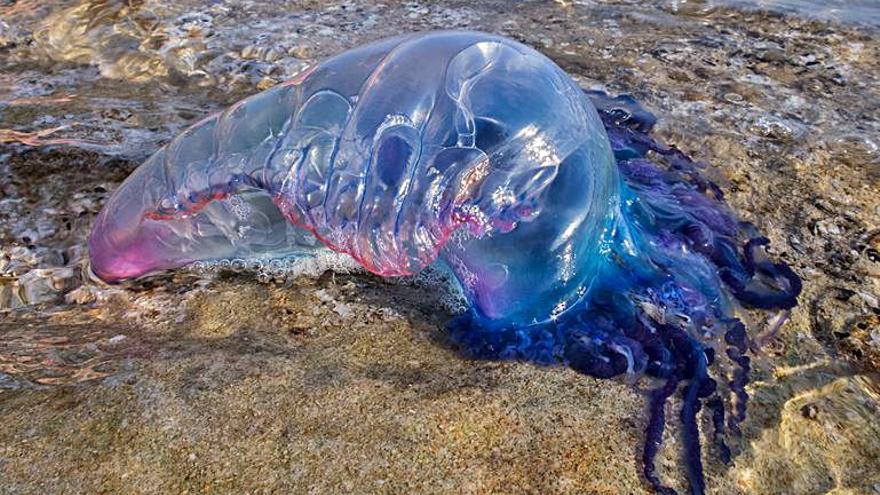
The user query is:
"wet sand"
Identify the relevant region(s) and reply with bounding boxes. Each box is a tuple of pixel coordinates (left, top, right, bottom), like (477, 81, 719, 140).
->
(1, 1, 879, 494)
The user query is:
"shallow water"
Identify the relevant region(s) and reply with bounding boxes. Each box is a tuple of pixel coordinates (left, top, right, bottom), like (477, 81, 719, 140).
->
(1, 1, 879, 494)
(715, 0, 880, 28)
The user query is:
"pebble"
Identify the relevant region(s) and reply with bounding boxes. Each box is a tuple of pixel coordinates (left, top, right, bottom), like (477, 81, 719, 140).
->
(723, 92, 744, 103)
(747, 115, 805, 142)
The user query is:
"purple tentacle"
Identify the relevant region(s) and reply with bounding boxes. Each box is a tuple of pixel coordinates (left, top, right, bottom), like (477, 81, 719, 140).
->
(643, 377, 680, 495)
(679, 340, 708, 495)
(706, 396, 732, 465)
(724, 320, 751, 435)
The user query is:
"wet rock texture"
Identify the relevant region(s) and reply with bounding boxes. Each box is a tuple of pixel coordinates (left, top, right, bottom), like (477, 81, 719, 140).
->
(1, 1, 879, 494)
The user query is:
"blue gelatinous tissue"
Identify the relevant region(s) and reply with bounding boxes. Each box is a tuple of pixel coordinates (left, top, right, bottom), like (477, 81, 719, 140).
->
(89, 31, 801, 494)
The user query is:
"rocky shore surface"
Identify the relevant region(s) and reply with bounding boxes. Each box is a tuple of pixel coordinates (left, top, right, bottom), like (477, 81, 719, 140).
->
(1, 1, 878, 494)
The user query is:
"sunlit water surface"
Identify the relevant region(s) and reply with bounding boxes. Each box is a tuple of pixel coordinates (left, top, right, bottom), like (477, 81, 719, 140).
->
(714, 0, 880, 28)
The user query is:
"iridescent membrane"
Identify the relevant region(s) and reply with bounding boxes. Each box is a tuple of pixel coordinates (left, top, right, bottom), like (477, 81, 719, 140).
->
(88, 31, 801, 495)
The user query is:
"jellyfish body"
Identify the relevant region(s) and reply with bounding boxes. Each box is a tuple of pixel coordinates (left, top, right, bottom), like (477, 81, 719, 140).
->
(88, 31, 801, 494)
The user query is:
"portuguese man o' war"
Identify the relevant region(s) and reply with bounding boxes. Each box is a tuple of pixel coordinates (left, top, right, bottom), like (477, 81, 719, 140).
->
(88, 31, 801, 494)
